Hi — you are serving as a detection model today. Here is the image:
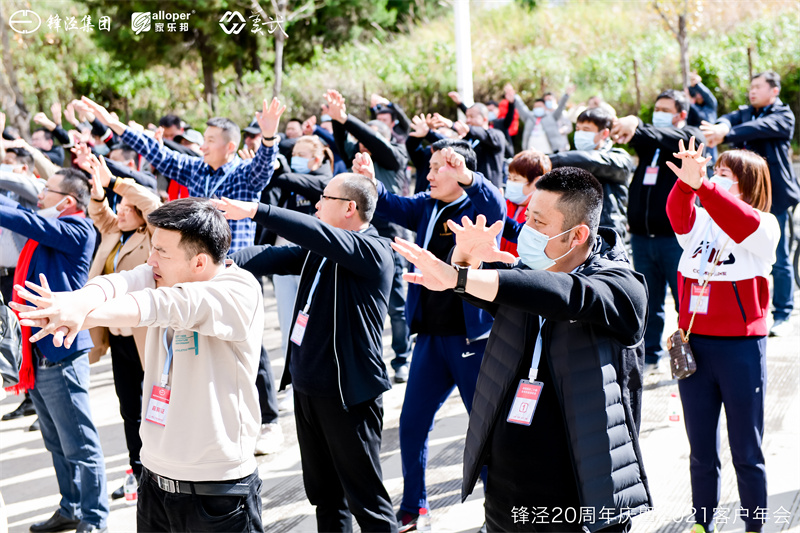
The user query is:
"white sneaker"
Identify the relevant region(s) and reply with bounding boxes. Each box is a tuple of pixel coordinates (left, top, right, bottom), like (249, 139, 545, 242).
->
(769, 318, 793, 337)
(278, 387, 294, 412)
(254, 422, 284, 455)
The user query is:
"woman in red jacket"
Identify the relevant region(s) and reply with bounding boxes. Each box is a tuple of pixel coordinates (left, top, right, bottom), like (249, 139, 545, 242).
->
(500, 150, 550, 256)
(666, 138, 779, 533)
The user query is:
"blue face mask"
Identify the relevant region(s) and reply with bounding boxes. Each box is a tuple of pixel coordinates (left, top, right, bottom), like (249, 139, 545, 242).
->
(291, 156, 311, 174)
(545, 100, 556, 110)
(505, 181, 532, 205)
(517, 224, 581, 270)
(652, 111, 676, 128)
(573, 131, 598, 151)
(533, 107, 546, 118)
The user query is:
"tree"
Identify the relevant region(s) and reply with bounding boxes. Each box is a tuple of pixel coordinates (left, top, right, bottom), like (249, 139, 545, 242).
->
(653, 0, 704, 89)
(0, 2, 31, 137)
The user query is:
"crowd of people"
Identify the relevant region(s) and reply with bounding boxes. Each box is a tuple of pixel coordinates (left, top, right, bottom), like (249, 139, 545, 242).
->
(0, 67, 797, 533)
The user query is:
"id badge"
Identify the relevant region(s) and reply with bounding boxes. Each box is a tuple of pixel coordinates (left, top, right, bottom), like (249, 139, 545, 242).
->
(689, 283, 710, 314)
(507, 379, 544, 426)
(145, 385, 170, 427)
(290, 311, 309, 346)
(643, 166, 659, 186)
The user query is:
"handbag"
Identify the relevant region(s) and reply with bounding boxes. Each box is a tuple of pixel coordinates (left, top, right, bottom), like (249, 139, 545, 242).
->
(667, 236, 730, 380)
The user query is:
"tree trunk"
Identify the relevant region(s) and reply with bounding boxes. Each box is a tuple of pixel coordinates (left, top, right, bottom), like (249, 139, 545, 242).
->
(195, 31, 217, 112)
(272, 0, 287, 99)
(0, 3, 31, 138)
(633, 58, 642, 113)
(678, 14, 689, 89)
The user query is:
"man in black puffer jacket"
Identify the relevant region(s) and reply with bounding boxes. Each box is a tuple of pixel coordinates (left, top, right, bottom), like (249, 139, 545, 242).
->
(392, 167, 651, 532)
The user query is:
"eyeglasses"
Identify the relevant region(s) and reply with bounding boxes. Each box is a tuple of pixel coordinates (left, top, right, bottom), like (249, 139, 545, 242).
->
(320, 195, 357, 209)
(42, 187, 77, 200)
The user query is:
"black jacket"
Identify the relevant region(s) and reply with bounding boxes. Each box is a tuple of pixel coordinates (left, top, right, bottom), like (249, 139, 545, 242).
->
(231, 204, 393, 409)
(718, 98, 799, 213)
(550, 142, 634, 240)
(628, 120, 704, 236)
(464, 126, 506, 189)
(369, 101, 412, 145)
(460, 229, 651, 531)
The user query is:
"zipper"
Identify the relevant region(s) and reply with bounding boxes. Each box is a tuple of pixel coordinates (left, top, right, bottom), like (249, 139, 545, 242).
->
(332, 264, 348, 411)
(731, 281, 747, 323)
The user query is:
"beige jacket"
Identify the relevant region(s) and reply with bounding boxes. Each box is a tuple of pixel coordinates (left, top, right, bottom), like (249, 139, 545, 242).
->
(87, 178, 161, 366)
(87, 262, 264, 481)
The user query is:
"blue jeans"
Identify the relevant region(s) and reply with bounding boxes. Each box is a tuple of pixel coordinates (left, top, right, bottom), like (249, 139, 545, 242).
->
(678, 335, 767, 533)
(389, 251, 412, 369)
(29, 349, 109, 528)
(771, 209, 795, 321)
(630, 233, 683, 365)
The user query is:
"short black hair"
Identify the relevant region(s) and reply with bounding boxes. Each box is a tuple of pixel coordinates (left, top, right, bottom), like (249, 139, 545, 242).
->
(577, 107, 613, 131)
(56, 168, 91, 211)
(486, 100, 499, 108)
(146, 198, 231, 264)
(534, 98, 546, 105)
(287, 118, 303, 126)
(205, 117, 241, 150)
(109, 143, 138, 163)
(338, 173, 378, 223)
(430, 139, 478, 172)
(534, 167, 603, 242)
(159, 114, 183, 129)
(656, 89, 690, 114)
(6, 147, 34, 168)
(2, 126, 20, 140)
(752, 70, 781, 90)
(33, 128, 54, 142)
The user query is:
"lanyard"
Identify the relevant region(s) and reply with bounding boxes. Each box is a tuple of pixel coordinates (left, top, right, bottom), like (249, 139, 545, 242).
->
(204, 164, 233, 198)
(112, 234, 129, 272)
(423, 193, 468, 250)
(528, 317, 545, 381)
(649, 148, 660, 167)
(697, 218, 724, 280)
(160, 329, 174, 388)
(303, 258, 327, 313)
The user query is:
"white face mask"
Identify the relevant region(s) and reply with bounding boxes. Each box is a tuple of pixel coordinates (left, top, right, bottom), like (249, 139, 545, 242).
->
(0, 164, 24, 174)
(573, 131, 599, 151)
(38, 197, 68, 219)
(517, 224, 583, 270)
(709, 175, 737, 191)
(505, 181, 532, 205)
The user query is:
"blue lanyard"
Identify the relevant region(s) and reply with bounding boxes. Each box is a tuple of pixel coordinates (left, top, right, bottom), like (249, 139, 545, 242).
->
(303, 258, 327, 313)
(649, 148, 660, 167)
(160, 329, 174, 388)
(204, 164, 233, 198)
(528, 317, 545, 381)
(423, 193, 468, 250)
(112, 234, 128, 272)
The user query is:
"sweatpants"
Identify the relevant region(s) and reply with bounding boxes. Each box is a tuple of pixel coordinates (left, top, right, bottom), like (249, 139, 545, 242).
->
(678, 334, 767, 533)
(399, 333, 488, 514)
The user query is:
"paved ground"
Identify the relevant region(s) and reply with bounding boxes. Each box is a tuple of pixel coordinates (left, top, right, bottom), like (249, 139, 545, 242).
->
(1, 279, 798, 533)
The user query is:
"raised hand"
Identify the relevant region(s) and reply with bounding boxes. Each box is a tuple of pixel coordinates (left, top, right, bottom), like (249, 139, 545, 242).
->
(437, 146, 472, 185)
(78, 97, 112, 125)
(565, 83, 576, 96)
(453, 120, 469, 138)
(238, 147, 256, 160)
(352, 152, 376, 183)
(504, 83, 515, 102)
(302, 115, 316, 135)
(370, 93, 389, 108)
(88, 153, 113, 189)
(63, 102, 79, 126)
(71, 143, 93, 173)
(153, 126, 165, 146)
(432, 113, 453, 130)
(50, 102, 62, 126)
(409, 114, 430, 138)
(447, 91, 463, 106)
(391, 237, 457, 292)
(0, 111, 6, 135)
(448, 215, 516, 265)
(699, 120, 729, 149)
(256, 97, 287, 139)
(33, 112, 57, 131)
(324, 90, 347, 124)
(665, 136, 711, 190)
(209, 197, 258, 221)
(610, 115, 639, 144)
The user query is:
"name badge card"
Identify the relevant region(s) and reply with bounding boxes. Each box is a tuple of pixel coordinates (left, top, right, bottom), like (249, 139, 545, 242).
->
(290, 311, 310, 346)
(507, 380, 544, 426)
(145, 385, 170, 427)
(689, 283, 711, 314)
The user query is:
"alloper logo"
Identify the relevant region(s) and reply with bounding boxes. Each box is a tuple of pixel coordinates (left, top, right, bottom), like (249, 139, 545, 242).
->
(131, 12, 151, 34)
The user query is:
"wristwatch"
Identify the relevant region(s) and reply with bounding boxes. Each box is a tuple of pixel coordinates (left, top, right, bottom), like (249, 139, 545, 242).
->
(453, 264, 470, 294)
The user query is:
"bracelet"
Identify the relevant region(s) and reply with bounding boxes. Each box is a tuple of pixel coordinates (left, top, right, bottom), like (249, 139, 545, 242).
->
(261, 135, 278, 142)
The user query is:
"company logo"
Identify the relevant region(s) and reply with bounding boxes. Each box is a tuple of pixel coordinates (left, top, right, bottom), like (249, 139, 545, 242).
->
(219, 10, 246, 34)
(462, 351, 476, 358)
(131, 12, 151, 34)
(9, 10, 42, 34)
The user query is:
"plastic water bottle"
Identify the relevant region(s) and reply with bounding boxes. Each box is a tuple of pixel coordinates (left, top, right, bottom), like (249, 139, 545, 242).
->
(668, 393, 682, 423)
(124, 469, 138, 505)
(417, 507, 431, 532)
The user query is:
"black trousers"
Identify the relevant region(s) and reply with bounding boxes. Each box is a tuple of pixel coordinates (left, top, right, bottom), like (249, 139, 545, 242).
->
(255, 346, 279, 425)
(108, 333, 145, 478)
(0, 269, 15, 304)
(137, 467, 263, 533)
(294, 390, 397, 533)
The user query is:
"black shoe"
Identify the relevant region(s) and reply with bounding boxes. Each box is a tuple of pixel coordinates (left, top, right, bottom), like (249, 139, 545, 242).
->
(3, 397, 36, 420)
(76, 522, 107, 533)
(29, 418, 40, 432)
(111, 485, 125, 500)
(29, 510, 80, 532)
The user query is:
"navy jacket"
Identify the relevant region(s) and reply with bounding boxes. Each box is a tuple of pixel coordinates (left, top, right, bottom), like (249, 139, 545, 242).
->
(717, 98, 799, 213)
(374, 171, 505, 341)
(0, 196, 95, 362)
(231, 205, 393, 409)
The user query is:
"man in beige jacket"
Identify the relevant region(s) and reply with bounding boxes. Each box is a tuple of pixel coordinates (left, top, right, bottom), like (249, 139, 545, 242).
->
(13, 198, 265, 533)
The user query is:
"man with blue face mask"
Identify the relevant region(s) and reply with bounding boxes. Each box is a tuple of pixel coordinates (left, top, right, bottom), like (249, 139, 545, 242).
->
(392, 166, 650, 532)
(549, 107, 633, 241)
(610, 89, 704, 374)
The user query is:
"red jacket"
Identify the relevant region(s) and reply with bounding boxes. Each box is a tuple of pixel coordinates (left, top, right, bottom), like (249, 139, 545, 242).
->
(666, 179, 780, 337)
(500, 199, 527, 257)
